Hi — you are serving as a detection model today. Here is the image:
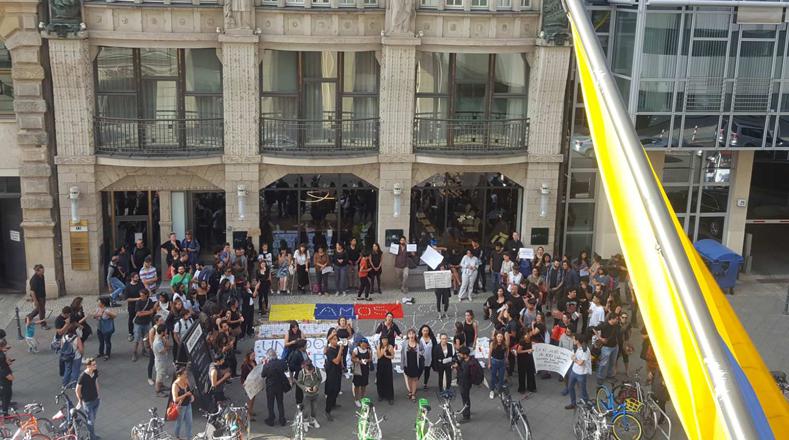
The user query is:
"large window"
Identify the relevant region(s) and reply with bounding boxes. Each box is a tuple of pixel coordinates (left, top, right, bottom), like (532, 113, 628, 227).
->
(410, 173, 522, 252)
(0, 44, 12, 115)
(260, 174, 377, 253)
(94, 47, 223, 154)
(662, 151, 731, 242)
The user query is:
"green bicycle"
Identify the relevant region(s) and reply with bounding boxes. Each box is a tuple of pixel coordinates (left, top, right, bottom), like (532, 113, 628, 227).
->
(415, 390, 465, 440)
(356, 397, 385, 440)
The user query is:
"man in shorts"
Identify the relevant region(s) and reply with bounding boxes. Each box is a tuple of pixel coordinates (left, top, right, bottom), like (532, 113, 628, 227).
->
(132, 289, 154, 362)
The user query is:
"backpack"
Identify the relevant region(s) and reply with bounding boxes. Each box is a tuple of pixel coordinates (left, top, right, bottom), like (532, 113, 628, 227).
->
(467, 359, 484, 386)
(59, 335, 76, 363)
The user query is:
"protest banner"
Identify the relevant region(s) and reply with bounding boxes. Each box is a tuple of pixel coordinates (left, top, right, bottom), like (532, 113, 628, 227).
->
(518, 247, 535, 260)
(532, 343, 574, 376)
(420, 245, 444, 270)
(243, 364, 265, 399)
(424, 270, 452, 290)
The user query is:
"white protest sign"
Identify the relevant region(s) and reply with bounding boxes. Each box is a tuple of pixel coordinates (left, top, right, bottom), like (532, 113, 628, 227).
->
(407, 244, 417, 252)
(472, 337, 491, 367)
(420, 245, 444, 270)
(389, 243, 399, 255)
(256, 322, 336, 339)
(243, 364, 265, 399)
(532, 343, 574, 376)
(518, 247, 535, 260)
(254, 338, 329, 370)
(424, 270, 452, 290)
(256, 323, 290, 338)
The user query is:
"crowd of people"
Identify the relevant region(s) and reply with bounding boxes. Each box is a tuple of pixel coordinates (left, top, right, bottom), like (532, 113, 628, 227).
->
(12, 229, 668, 439)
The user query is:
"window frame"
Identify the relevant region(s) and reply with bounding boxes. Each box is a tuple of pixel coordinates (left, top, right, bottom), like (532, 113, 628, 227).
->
(0, 44, 13, 116)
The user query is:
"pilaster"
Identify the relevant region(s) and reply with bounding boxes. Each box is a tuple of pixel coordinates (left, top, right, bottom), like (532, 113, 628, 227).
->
(379, 37, 419, 156)
(377, 161, 413, 286)
(523, 161, 561, 253)
(526, 42, 572, 156)
(220, 34, 260, 158)
(724, 151, 754, 254)
(224, 162, 261, 246)
(3, 10, 62, 297)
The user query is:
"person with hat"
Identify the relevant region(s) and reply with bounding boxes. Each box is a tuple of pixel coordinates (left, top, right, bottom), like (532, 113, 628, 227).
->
(295, 359, 322, 430)
(351, 338, 372, 407)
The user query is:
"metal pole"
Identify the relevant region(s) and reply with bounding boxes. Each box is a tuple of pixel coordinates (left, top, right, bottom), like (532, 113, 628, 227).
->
(15, 306, 23, 340)
(784, 287, 789, 316)
(648, 0, 789, 7)
(743, 232, 753, 274)
(562, 1, 761, 439)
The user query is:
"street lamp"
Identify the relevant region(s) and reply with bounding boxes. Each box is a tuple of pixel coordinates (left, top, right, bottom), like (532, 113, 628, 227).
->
(68, 186, 80, 223)
(539, 183, 550, 218)
(237, 184, 248, 221)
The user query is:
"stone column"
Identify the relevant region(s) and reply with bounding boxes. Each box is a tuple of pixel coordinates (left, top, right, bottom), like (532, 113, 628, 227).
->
(49, 34, 103, 294)
(378, 163, 413, 287)
(220, 35, 261, 246)
(522, 160, 562, 253)
(4, 18, 62, 297)
(724, 151, 754, 254)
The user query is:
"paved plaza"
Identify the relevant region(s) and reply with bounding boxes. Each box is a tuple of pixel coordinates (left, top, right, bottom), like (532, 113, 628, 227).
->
(3, 274, 788, 440)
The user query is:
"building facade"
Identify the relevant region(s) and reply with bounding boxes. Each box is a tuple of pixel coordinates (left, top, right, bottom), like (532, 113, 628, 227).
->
(0, 0, 573, 295)
(562, 0, 789, 275)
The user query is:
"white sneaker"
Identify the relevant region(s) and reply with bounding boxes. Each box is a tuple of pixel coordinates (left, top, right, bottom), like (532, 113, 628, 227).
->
(312, 419, 320, 429)
(355, 400, 362, 408)
(304, 423, 309, 433)
(489, 391, 495, 399)
(148, 378, 154, 386)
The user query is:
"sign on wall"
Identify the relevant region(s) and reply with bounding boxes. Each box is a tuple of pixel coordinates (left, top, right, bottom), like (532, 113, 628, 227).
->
(69, 220, 90, 271)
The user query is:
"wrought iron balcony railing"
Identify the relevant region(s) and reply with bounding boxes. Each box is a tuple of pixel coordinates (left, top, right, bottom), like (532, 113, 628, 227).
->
(260, 117, 379, 156)
(94, 116, 224, 157)
(413, 116, 529, 155)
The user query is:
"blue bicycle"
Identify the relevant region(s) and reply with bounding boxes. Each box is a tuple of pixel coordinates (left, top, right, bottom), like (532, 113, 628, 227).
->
(594, 384, 643, 440)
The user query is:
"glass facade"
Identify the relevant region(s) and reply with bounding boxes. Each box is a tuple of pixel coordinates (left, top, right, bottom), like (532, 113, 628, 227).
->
(0, 43, 12, 115)
(259, 174, 377, 253)
(410, 173, 522, 252)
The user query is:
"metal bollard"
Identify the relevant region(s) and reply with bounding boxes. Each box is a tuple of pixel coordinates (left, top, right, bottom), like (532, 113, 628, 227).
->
(785, 287, 789, 316)
(15, 306, 23, 340)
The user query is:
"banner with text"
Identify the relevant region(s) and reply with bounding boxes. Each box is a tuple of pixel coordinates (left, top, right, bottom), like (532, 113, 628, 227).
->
(532, 343, 573, 376)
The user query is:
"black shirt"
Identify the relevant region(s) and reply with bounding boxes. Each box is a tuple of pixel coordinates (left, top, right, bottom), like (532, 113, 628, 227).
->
(260, 358, 287, 393)
(160, 241, 180, 266)
(347, 247, 360, 264)
(54, 315, 68, 340)
(0, 351, 11, 383)
(505, 239, 524, 259)
(132, 247, 151, 270)
(124, 282, 143, 302)
(333, 250, 349, 267)
(29, 274, 45, 300)
(509, 296, 525, 319)
(370, 251, 382, 268)
(134, 299, 154, 326)
(375, 322, 401, 342)
(491, 345, 506, 360)
(77, 370, 99, 402)
(600, 322, 621, 348)
(491, 250, 504, 272)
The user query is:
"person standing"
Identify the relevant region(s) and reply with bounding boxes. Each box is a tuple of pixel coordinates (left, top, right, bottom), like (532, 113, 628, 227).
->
(515, 331, 536, 394)
(375, 312, 402, 343)
(93, 297, 117, 361)
(488, 331, 507, 399)
(139, 256, 159, 295)
(333, 243, 349, 296)
(27, 264, 49, 329)
(376, 335, 395, 405)
(393, 236, 412, 293)
(313, 247, 330, 296)
(357, 251, 372, 301)
(504, 232, 524, 262)
(76, 357, 100, 440)
(171, 368, 194, 440)
(132, 289, 155, 362)
(351, 338, 372, 407)
(181, 230, 201, 268)
(254, 260, 271, 315)
(324, 330, 346, 421)
(61, 324, 84, 387)
(0, 338, 13, 416)
(131, 239, 151, 273)
(160, 233, 181, 280)
(457, 249, 479, 302)
(563, 333, 591, 409)
(433, 260, 451, 319)
(434, 334, 454, 392)
(471, 240, 486, 294)
(106, 256, 126, 307)
(123, 273, 143, 342)
(287, 341, 309, 406)
(293, 244, 310, 294)
(240, 350, 258, 421)
(595, 313, 621, 385)
(401, 329, 423, 401)
(418, 326, 435, 391)
(153, 325, 172, 397)
(489, 243, 504, 293)
(295, 360, 322, 429)
(369, 243, 383, 294)
(261, 349, 288, 427)
(456, 346, 473, 422)
(347, 238, 361, 291)
(462, 311, 478, 350)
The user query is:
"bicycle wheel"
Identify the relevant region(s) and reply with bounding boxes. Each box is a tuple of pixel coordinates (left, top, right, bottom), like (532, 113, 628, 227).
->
(36, 418, 57, 437)
(513, 412, 533, 440)
(595, 387, 610, 413)
(640, 403, 659, 439)
(68, 411, 90, 440)
(611, 413, 643, 440)
(25, 434, 50, 440)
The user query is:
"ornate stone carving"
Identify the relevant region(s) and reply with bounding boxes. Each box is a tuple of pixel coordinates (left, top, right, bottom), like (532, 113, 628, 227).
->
(385, 0, 416, 36)
(540, 0, 569, 45)
(224, 0, 255, 32)
(47, 0, 82, 37)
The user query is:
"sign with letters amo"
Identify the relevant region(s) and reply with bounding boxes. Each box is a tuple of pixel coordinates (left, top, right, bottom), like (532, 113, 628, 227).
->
(532, 343, 574, 377)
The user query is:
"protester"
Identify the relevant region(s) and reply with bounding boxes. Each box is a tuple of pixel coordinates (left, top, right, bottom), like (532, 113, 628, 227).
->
(595, 313, 621, 385)
(324, 329, 345, 421)
(240, 350, 258, 422)
(393, 236, 412, 293)
(375, 312, 402, 343)
(296, 360, 322, 429)
(333, 242, 349, 296)
(293, 243, 310, 294)
(132, 289, 155, 362)
(401, 329, 423, 401)
(462, 311, 478, 349)
(171, 367, 194, 440)
(434, 333, 454, 392)
(418, 325, 435, 390)
(458, 249, 480, 302)
(357, 250, 372, 301)
(261, 349, 288, 427)
(376, 335, 395, 405)
(351, 338, 372, 407)
(369, 243, 383, 294)
(456, 346, 472, 422)
(93, 297, 117, 361)
(515, 330, 537, 394)
(434, 260, 452, 319)
(76, 357, 100, 440)
(563, 333, 591, 410)
(488, 331, 508, 399)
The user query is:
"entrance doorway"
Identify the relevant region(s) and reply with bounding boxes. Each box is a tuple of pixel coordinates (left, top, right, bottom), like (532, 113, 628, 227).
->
(745, 151, 789, 275)
(190, 192, 225, 255)
(103, 191, 161, 269)
(0, 177, 25, 291)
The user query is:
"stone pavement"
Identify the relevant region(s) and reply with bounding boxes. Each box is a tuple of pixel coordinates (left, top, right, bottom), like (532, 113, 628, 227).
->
(4, 274, 787, 440)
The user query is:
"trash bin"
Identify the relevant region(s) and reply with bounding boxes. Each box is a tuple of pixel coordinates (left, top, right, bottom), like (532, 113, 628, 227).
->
(693, 239, 744, 295)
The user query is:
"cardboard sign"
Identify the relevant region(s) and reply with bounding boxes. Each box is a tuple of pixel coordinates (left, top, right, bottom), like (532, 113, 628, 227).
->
(389, 243, 399, 255)
(424, 270, 452, 289)
(420, 245, 444, 270)
(354, 303, 403, 320)
(314, 303, 356, 321)
(243, 364, 265, 399)
(532, 343, 574, 376)
(407, 244, 417, 252)
(518, 247, 535, 260)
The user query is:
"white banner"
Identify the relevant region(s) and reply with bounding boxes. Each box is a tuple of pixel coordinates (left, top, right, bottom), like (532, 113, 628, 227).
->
(256, 322, 337, 339)
(424, 270, 452, 290)
(518, 247, 535, 260)
(532, 343, 574, 376)
(243, 364, 265, 399)
(254, 338, 329, 369)
(420, 245, 444, 270)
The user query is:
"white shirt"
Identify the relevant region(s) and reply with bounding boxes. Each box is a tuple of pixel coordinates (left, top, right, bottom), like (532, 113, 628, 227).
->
(460, 255, 479, 276)
(294, 250, 309, 265)
(508, 272, 523, 292)
(588, 303, 605, 328)
(572, 347, 592, 375)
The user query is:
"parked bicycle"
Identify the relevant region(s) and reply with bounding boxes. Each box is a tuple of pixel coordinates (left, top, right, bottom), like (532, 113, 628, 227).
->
(598, 368, 670, 439)
(499, 385, 532, 440)
(130, 407, 174, 440)
(192, 402, 248, 440)
(574, 399, 642, 440)
(0, 403, 56, 440)
(50, 384, 90, 440)
(355, 397, 384, 440)
(414, 389, 465, 440)
(291, 404, 306, 440)
(639, 392, 671, 440)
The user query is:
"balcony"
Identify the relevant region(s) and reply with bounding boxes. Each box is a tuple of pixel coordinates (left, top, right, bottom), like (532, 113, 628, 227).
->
(413, 115, 529, 155)
(94, 116, 224, 157)
(260, 117, 379, 156)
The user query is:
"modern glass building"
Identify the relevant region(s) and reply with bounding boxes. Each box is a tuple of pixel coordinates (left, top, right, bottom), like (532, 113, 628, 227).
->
(562, 0, 789, 275)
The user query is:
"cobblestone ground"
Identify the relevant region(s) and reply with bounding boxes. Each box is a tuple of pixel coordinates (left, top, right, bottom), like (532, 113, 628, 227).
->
(4, 274, 786, 440)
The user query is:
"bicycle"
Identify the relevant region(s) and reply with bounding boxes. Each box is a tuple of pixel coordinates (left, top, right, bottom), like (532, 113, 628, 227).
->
(639, 392, 671, 440)
(601, 368, 669, 439)
(355, 397, 385, 440)
(130, 407, 174, 440)
(574, 400, 642, 440)
(0, 403, 56, 440)
(291, 404, 306, 440)
(498, 385, 533, 440)
(592, 385, 643, 440)
(192, 402, 248, 440)
(414, 390, 465, 440)
(50, 384, 90, 440)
